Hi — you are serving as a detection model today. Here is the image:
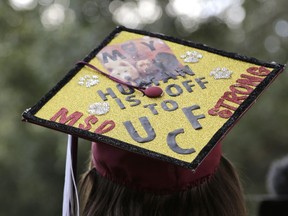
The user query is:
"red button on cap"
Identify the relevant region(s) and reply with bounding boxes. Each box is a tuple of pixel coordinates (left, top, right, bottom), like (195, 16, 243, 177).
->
(143, 86, 163, 98)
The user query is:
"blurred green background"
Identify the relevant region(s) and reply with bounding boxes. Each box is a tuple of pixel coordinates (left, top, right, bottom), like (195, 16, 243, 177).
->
(1, 0, 287, 215)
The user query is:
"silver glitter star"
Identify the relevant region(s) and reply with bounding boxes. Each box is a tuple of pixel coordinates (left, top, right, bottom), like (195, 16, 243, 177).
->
(210, 67, 233, 80)
(88, 102, 110, 115)
(78, 75, 99, 88)
(180, 50, 203, 63)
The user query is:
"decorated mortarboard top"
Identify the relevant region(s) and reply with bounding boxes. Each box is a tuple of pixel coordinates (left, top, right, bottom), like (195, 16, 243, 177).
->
(22, 26, 284, 170)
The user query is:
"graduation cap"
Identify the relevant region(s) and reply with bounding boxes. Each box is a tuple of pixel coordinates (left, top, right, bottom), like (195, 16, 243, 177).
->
(22, 26, 284, 214)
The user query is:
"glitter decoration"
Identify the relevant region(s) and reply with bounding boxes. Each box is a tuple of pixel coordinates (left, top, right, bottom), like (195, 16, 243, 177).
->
(88, 102, 110, 115)
(180, 51, 203, 63)
(78, 75, 99, 87)
(210, 67, 233, 80)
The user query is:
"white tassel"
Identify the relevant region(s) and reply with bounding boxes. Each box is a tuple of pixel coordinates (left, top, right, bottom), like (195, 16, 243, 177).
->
(62, 135, 80, 216)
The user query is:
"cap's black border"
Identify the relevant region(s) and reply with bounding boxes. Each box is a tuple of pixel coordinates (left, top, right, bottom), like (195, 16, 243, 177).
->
(22, 26, 285, 170)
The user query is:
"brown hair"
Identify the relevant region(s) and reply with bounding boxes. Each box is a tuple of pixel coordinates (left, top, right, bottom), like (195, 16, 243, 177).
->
(79, 156, 247, 216)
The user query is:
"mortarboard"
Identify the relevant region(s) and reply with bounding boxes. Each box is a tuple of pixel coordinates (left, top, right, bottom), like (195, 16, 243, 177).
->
(22, 26, 285, 214)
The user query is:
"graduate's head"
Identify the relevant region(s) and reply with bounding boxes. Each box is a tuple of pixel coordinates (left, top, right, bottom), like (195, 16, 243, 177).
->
(79, 141, 246, 216)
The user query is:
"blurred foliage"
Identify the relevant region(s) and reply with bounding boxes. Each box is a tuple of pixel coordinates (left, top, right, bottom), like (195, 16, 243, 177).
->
(0, 0, 287, 215)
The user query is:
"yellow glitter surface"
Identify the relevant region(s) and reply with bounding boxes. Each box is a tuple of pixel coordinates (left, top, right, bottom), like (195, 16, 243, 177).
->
(35, 31, 273, 163)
